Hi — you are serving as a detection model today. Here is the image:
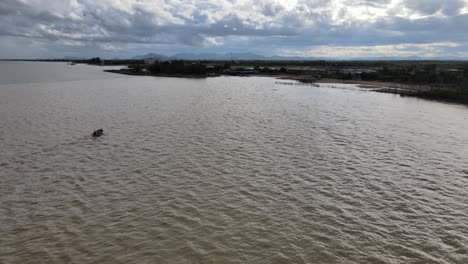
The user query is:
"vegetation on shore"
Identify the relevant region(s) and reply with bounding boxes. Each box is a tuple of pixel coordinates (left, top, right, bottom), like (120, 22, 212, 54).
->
(102, 59, 468, 104)
(6, 57, 467, 104)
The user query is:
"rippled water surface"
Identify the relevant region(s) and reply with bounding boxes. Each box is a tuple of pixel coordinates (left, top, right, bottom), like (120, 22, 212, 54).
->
(1, 62, 468, 264)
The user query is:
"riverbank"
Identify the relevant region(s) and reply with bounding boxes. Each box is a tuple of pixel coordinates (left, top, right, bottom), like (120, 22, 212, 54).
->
(277, 76, 468, 104)
(105, 69, 468, 105)
(104, 69, 217, 78)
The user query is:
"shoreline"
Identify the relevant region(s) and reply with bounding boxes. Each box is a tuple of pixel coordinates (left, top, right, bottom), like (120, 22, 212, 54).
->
(105, 69, 468, 105)
(259, 76, 468, 105)
(104, 69, 216, 78)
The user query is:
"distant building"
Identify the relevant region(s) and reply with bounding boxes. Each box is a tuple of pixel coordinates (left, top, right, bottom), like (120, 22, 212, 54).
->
(144, 58, 158, 65)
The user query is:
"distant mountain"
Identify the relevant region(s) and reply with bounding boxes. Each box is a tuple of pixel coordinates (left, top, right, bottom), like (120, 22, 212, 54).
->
(171, 52, 271, 60)
(131, 52, 319, 61)
(128, 52, 468, 61)
(131, 53, 168, 60)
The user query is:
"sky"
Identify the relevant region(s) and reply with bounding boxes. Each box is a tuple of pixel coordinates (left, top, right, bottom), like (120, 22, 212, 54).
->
(1, 0, 468, 59)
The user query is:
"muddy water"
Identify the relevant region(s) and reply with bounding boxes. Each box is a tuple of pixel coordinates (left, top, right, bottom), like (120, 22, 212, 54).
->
(1, 62, 468, 264)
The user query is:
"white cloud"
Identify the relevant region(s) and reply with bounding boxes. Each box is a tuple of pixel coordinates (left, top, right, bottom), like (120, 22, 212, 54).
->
(1, 0, 468, 58)
(203, 36, 224, 46)
(279, 42, 463, 58)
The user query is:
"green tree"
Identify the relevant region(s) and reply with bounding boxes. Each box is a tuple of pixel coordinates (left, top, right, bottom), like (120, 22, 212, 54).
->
(89, 57, 102, 65)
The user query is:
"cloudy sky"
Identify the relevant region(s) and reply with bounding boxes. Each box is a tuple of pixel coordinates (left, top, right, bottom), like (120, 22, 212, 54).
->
(1, 0, 468, 59)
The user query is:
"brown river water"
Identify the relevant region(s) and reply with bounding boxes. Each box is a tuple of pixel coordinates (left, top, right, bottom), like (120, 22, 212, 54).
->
(1, 62, 468, 264)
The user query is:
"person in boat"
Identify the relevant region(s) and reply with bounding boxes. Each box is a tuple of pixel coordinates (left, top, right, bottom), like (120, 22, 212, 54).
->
(92, 129, 103, 137)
